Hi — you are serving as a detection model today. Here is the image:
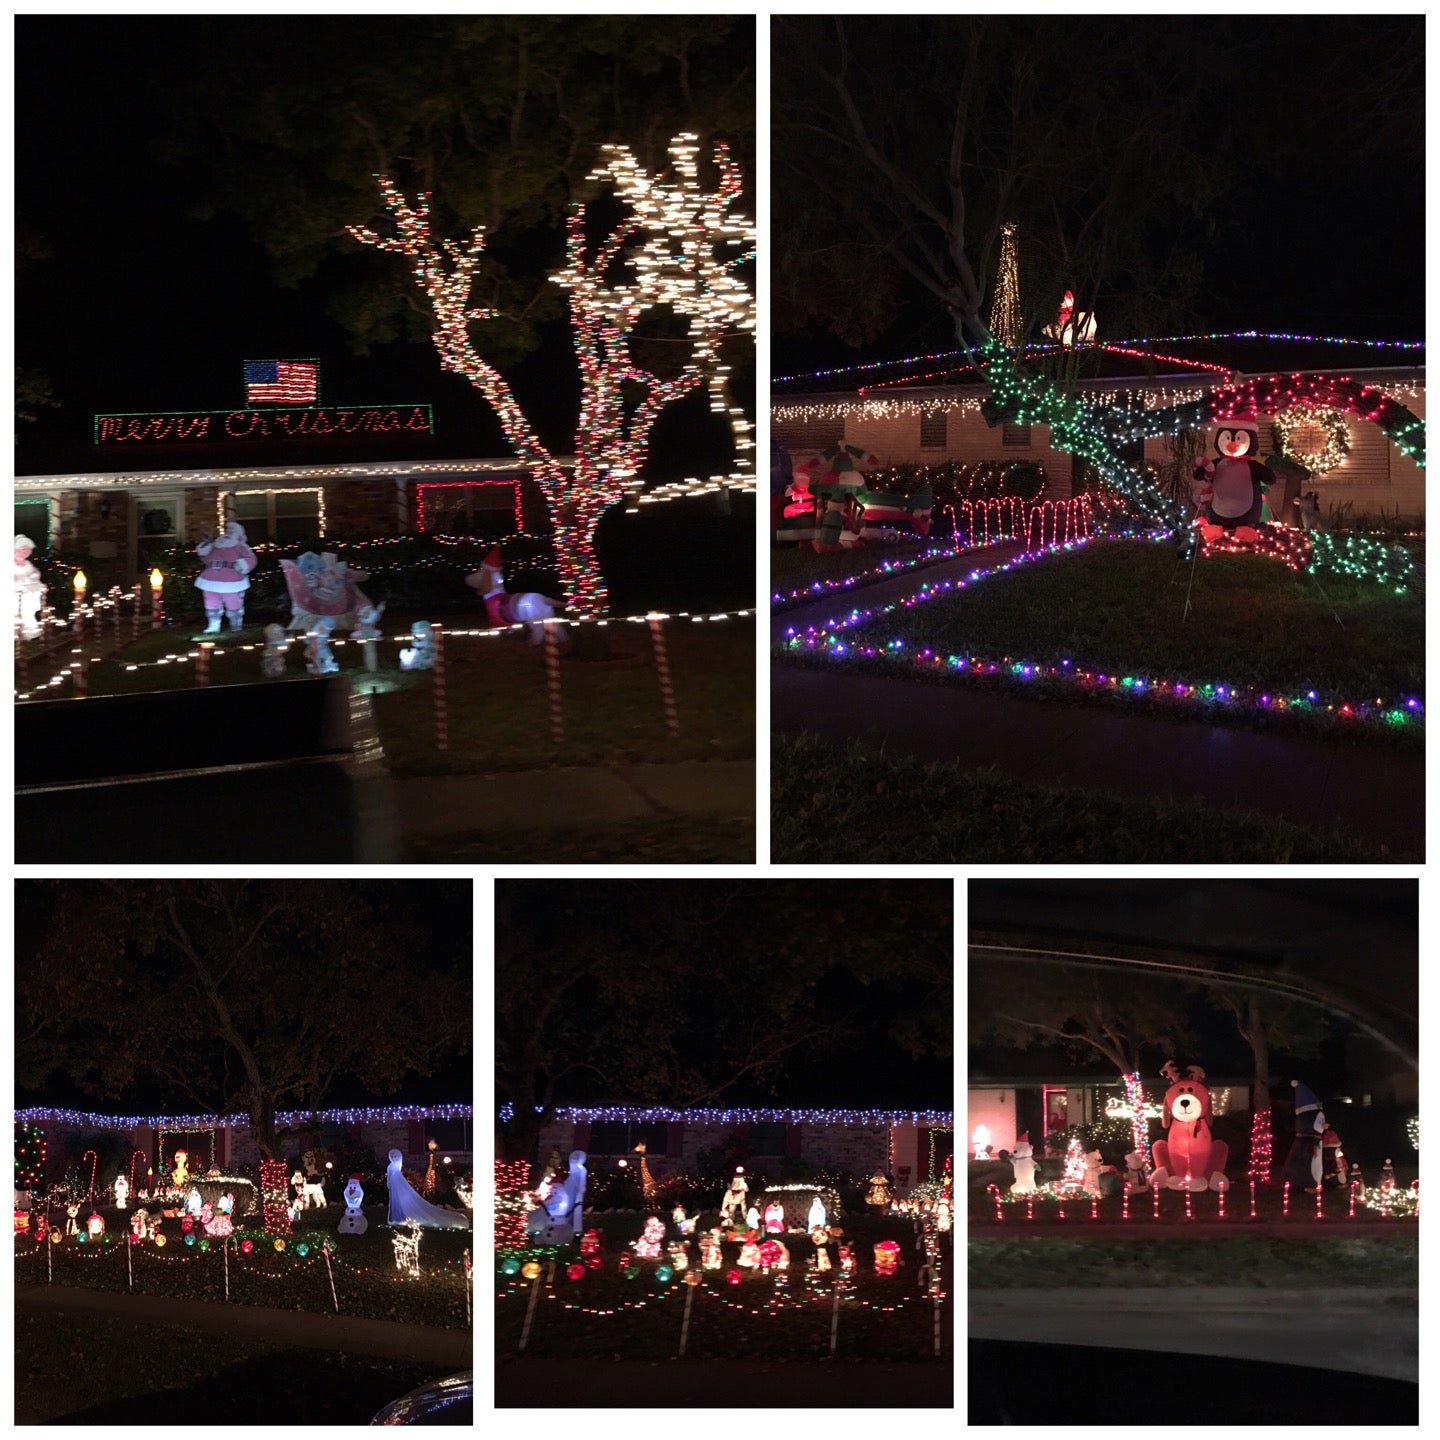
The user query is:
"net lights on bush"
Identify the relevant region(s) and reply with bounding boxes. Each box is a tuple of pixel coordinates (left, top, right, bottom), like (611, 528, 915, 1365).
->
(350, 133, 755, 616)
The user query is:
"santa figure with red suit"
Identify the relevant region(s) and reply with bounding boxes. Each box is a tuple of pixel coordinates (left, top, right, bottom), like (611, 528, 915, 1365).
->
(194, 520, 258, 634)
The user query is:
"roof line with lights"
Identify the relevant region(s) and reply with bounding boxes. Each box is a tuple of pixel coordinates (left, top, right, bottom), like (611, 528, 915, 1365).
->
(16, 1104, 473, 1129)
(501, 1104, 953, 1126)
(13, 457, 577, 493)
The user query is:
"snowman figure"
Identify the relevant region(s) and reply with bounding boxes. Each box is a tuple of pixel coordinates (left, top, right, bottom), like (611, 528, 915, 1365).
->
(399, 620, 435, 671)
(338, 1175, 368, 1235)
(1009, 1133, 1038, 1195)
(114, 1174, 130, 1210)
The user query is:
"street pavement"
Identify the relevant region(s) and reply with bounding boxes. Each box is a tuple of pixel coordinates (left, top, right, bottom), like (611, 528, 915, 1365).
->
(969, 1286, 1418, 1383)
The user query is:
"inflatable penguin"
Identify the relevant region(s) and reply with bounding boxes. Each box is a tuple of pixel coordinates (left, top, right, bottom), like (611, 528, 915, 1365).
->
(1194, 420, 1275, 542)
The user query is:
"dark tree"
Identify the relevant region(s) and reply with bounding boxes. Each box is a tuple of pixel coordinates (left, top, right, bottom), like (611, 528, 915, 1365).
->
(17, 881, 471, 1160)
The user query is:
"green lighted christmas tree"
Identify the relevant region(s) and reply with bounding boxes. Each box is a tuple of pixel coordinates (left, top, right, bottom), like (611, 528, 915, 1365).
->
(15, 1123, 45, 1189)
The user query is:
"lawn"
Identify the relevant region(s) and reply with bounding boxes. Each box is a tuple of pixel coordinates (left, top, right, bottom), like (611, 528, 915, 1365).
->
(771, 733, 1418, 863)
(796, 539, 1423, 728)
(771, 536, 941, 598)
(410, 814, 755, 862)
(15, 1310, 450, 1424)
(969, 1235, 1419, 1289)
(497, 1210, 951, 1363)
(14, 1205, 472, 1330)
(36, 611, 755, 775)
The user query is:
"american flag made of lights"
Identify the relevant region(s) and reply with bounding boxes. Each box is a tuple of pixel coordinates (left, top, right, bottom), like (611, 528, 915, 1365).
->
(243, 359, 318, 406)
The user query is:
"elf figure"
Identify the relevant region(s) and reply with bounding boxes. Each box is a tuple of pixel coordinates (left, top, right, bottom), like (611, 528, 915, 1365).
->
(194, 520, 258, 634)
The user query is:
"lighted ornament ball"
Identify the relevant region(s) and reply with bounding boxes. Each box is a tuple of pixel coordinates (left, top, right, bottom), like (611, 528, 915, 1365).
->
(199, 1239, 209, 1253)
(725, 1268, 742, 1286)
(274, 1239, 286, 1253)
(521, 1261, 542, 1280)
(296, 1243, 309, 1257)
(656, 1265, 673, 1283)
(567, 1263, 585, 1281)
(685, 1270, 703, 1287)
(625, 1266, 639, 1281)
(155, 1234, 167, 1247)
(585, 1254, 602, 1270)
(185, 1233, 195, 1246)
(501, 1257, 521, 1276)
(50, 1230, 63, 1245)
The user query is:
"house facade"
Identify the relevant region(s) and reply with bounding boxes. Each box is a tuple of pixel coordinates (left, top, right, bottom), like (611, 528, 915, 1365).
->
(530, 1106, 954, 1196)
(967, 1078, 1251, 1157)
(16, 1103, 473, 1182)
(774, 360, 1426, 521)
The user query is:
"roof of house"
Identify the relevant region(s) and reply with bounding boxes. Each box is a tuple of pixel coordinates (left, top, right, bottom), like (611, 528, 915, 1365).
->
(774, 334, 1425, 402)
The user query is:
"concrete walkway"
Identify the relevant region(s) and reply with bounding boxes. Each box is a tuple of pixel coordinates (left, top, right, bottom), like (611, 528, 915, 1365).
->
(970, 1287, 1417, 1383)
(396, 759, 756, 837)
(16, 1283, 473, 1366)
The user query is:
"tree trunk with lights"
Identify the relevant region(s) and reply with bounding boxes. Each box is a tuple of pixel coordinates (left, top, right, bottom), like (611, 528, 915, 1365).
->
(351, 135, 755, 617)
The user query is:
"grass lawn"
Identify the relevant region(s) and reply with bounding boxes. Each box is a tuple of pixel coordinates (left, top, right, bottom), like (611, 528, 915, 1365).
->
(15, 1310, 450, 1423)
(410, 814, 754, 862)
(772, 733, 1416, 862)
(826, 539, 1423, 720)
(771, 537, 939, 596)
(14, 1205, 471, 1329)
(969, 1235, 1419, 1289)
(47, 611, 755, 775)
(497, 1211, 950, 1363)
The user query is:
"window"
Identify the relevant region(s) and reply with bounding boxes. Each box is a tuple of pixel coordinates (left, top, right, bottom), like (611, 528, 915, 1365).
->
(427, 1118, 471, 1152)
(748, 1121, 787, 1157)
(14, 500, 51, 549)
(920, 410, 948, 449)
(416, 480, 522, 536)
(231, 488, 323, 544)
(1002, 424, 1032, 447)
(587, 1120, 668, 1156)
(135, 492, 183, 575)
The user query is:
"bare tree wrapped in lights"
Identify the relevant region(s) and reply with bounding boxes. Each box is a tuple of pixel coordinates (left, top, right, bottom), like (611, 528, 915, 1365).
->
(350, 134, 755, 616)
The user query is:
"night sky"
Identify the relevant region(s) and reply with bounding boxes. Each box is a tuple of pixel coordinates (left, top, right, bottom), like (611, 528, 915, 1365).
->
(772, 15, 1424, 376)
(969, 879, 1417, 1091)
(14, 881, 474, 1113)
(16, 17, 755, 480)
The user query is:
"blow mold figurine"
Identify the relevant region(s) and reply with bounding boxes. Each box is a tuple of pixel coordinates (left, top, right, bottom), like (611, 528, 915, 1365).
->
(399, 621, 435, 672)
(1082, 1149, 1104, 1197)
(261, 623, 289, 678)
(14, 534, 45, 640)
(718, 1167, 748, 1227)
(1124, 1149, 1152, 1192)
(1008, 1133, 1038, 1195)
(195, 520, 258, 634)
(305, 616, 338, 675)
(1149, 1061, 1230, 1192)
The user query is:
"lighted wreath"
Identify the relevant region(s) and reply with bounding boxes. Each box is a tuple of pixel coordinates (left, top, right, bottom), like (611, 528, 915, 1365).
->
(1272, 407, 1351, 475)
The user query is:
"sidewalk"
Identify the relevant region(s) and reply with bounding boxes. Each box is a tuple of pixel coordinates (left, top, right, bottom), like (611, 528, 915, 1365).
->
(396, 759, 756, 837)
(16, 1283, 473, 1366)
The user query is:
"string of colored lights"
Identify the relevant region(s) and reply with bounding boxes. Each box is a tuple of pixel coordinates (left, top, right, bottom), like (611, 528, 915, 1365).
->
(498, 1104, 954, 1126)
(781, 537, 1423, 729)
(773, 331, 1424, 387)
(350, 133, 754, 615)
(15, 1104, 472, 1128)
(1248, 1108, 1273, 1185)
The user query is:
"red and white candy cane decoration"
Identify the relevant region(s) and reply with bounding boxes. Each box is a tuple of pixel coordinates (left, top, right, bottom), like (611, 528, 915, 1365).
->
(431, 623, 448, 751)
(82, 1149, 98, 1199)
(15, 629, 27, 692)
(73, 646, 88, 695)
(197, 641, 213, 687)
(647, 613, 680, 736)
(543, 619, 565, 743)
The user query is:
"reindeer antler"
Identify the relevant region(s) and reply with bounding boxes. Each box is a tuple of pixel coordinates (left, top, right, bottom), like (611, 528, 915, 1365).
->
(1186, 1065, 1207, 1082)
(1159, 1060, 1181, 1083)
